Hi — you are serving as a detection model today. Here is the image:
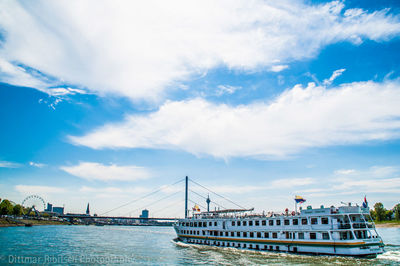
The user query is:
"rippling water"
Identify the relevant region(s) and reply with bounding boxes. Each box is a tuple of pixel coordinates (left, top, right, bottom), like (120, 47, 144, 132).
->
(0, 226, 399, 265)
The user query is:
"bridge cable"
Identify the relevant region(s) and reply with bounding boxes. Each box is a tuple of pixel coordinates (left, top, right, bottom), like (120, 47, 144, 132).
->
(126, 189, 183, 217)
(188, 199, 207, 211)
(189, 189, 226, 210)
(100, 177, 184, 216)
(151, 198, 183, 216)
(189, 178, 246, 209)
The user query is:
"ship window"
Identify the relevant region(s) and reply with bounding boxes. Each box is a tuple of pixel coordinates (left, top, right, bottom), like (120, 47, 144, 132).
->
(293, 219, 298, 225)
(237, 232, 240, 237)
(232, 221, 235, 226)
(231, 232, 234, 237)
(250, 232, 254, 238)
(257, 232, 261, 238)
(255, 220, 260, 226)
(311, 218, 318, 225)
(243, 221, 247, 226)
(269, 220, 274, 226)
(321, 218, 328, 224)
(298, 232, 304, 239)
(310, 232, 316, 239)
(243, 232, 247, 237)
(262, 220, 266, 226)
(237, 221, 241, 226)
(322, 232, 330, 240)
(301, 219, 308, 225)
(249, 221, 253, 226)
(272, 232, 277, 238)
(276, 220, 281, 226)
(284, 219, 290, 225)
(265, 232, 269, 238)
(214, 221, 217, 226)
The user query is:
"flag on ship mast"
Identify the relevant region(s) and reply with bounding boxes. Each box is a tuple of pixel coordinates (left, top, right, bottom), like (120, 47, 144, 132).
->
(294, 195, 306, 204)
(192, 204, 200, 212)
(362, 195, 368, 208)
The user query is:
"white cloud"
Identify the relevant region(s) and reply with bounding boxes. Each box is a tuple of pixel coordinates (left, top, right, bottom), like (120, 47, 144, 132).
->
(189, 178, 315, 194)
(216, 85, 241, 96)
(44, 87, 87, 97)
(0, 160, 22, 168)
(270, 177, 315, 188)
(15, 185, 66, 194)
(270, 65, 289, 72)
(60, 162, 152, 181)
(369, 166, 399, 177)
(334, 169, 357, 175)
(323, 68, 346, 86)
(330, 177, 400, 194)
(207, 185, 264, 194)
(70, 79, 400, 159)
(0, 58, 52, 89)
(299, 165, 400, 197)
(29, 161, 46, 168)
(79, 186, 151, 198)
(334, 166, 398, 178)
(0, 1, 399, 100)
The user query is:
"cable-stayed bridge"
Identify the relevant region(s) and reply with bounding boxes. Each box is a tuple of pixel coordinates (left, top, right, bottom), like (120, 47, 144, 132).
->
(58, 176, 248, 222)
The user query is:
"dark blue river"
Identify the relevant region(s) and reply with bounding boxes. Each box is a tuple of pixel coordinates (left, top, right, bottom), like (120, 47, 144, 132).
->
(1, 226, 399, 265)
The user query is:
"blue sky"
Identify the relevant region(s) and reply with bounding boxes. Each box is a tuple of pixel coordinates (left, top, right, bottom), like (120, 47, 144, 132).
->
(1, 0, 400, 217)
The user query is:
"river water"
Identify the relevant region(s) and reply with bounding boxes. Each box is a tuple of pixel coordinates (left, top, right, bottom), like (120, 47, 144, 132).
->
(0, 226, 399, 265)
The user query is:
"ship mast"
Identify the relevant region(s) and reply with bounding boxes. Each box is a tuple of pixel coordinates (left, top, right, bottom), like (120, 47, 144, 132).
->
(185, 176, 188, 218)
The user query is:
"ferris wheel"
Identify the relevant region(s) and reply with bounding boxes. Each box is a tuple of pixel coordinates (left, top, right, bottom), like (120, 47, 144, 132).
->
(22, 195, 46, 215)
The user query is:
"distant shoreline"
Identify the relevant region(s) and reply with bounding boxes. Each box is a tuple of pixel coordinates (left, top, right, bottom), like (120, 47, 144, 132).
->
(375, 222, 400, 228)
(0, 217, 70, 227)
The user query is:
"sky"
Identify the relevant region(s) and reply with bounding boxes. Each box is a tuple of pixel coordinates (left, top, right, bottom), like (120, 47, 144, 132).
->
(0, 0, 400, 217)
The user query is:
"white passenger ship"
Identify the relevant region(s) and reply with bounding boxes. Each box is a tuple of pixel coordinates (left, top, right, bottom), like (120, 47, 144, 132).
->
(173, 178, 384, 257)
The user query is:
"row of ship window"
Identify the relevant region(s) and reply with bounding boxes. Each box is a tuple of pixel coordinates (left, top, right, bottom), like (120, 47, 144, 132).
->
(179, 217, 329, 227)
(186, 239, 290, 252)
(188, 239, 290, 252)
(179, 229, 330, 240)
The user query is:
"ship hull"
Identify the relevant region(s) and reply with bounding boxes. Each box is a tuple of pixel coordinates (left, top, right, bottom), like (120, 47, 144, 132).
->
(173, 237, 383, 258)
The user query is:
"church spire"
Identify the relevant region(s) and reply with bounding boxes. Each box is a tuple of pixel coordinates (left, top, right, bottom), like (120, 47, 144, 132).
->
(86, 203, 90, 215)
